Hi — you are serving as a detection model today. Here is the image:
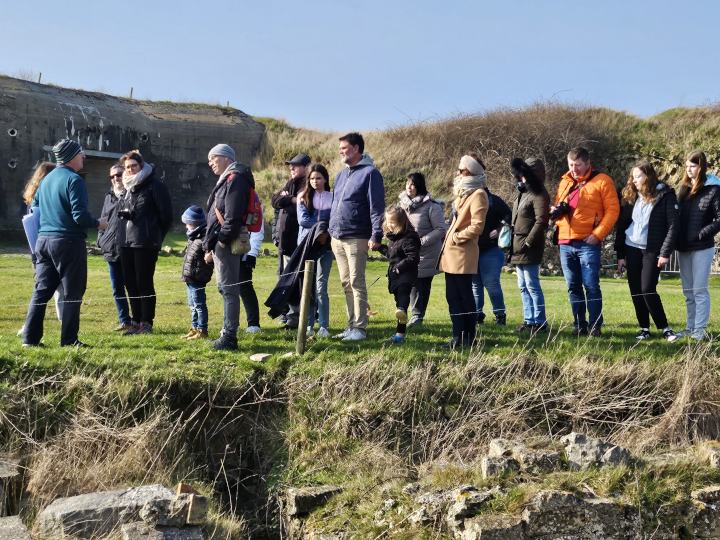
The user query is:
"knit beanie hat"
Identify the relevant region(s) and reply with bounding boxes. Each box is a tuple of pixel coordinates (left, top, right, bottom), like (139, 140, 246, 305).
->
(208, 144, 236, 162)
(53, 139, 83, 165)
(181, 205, 206, 226)
(525, 157, 546, 183)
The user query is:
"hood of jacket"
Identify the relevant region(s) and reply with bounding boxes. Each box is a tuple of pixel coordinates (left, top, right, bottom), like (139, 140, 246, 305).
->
(346, 153, 375, 169)
(706, 174, 720, 186)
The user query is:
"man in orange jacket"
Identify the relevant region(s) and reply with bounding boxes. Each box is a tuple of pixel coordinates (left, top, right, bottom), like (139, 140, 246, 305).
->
(551, 147, 619, 336)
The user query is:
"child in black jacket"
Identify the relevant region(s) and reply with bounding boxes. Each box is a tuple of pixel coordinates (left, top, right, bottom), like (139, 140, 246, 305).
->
(381, 206, 421, 344)
(181, 205, 213, 339)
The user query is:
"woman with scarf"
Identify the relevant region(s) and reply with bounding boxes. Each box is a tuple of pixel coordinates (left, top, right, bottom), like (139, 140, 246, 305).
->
(117, 150, 173, 334)
(398, 172, 446, 326)
(439, 154, 489, 349)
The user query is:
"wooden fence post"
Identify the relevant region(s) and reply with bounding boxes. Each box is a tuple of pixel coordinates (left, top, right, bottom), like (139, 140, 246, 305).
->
(296, 259, 316, 355)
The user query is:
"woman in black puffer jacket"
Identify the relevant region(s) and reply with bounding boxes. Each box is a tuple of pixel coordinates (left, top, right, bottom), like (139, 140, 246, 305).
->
(615, 160, 679, 342)
(117, 150, 173, 334)
(675, 150, 720, 340)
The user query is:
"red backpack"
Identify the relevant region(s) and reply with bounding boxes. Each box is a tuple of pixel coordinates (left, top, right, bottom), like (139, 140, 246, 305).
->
(244, 187, 263, 233)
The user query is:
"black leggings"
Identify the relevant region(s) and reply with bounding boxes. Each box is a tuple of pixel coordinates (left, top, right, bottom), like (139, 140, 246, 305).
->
(394, 284, 411, 333)
(120, 247, 159, 325)
(625, 246, 668, 330)
(445, 273, 477, 345)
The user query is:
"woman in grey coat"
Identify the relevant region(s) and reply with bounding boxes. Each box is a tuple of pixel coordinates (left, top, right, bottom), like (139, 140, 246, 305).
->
(398, 172, 447, 326)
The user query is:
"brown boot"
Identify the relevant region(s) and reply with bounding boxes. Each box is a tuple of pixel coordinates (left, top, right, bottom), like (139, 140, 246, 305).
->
(182, 328, 198, 339)
(187, 329, 208, 340)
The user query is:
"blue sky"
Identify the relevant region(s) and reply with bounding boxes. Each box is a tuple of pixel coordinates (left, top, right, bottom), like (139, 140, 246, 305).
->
(1, 0, 718, 131)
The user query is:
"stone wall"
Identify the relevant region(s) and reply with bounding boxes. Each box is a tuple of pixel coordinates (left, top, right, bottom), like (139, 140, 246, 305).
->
(0, 75, 265, 231)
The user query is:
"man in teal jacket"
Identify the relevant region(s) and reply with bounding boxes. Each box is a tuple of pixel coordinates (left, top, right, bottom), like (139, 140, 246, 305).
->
(22, 139, 107, 347)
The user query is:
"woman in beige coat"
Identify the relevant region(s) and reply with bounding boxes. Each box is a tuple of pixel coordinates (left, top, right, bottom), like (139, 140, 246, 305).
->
(439, 154, 489, 348)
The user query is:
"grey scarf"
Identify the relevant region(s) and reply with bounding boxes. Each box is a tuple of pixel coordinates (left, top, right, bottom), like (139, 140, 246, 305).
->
(452, 173, 486, 199)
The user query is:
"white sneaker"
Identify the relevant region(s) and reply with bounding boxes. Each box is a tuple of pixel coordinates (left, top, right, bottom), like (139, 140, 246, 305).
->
(306, 326, 315, 337)
(316, 327, 331, 338)
(334, 328, 351, 339)
(342, 328, 367, 341)
(246, 326, 262, 334)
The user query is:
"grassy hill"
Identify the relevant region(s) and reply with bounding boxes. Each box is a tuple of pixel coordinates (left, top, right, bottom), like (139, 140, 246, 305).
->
(3, 103, 720, 538)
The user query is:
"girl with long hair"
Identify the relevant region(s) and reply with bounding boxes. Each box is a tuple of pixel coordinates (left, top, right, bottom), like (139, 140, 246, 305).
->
(297, 163, 334, 337)
(615, 160, 679, 341)
(675, 151, 720, 340)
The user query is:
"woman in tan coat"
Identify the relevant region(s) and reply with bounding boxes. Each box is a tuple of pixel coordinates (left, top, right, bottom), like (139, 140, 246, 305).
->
(439, 154, 489, 348)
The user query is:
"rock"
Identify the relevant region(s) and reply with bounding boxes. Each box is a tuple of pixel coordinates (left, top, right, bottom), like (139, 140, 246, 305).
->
(140, 497, 184, 527)
(185, 494, 209, 525)
(693, 486, 720, 504)
(481, 456, 519, 479)
(516, 450, 563, 474)
(487, 438, 521, 458)
(249, 352, 272, 362)
(560, 432, 632, 470)
(0, 457, 20, 517)
(401, 482, 420, 495)
(0, 516, 31, 540)
(486, 439, 563, 474)
(281, 352, 296, 359)
(602, 445, 633, 466)
(446, 486, 499, 531)
(383, 498, 397, 511)
(121, 521, 204, 539)
(521, 490, 640, 539)
(285, 485, 342, 517)
(412, 490, 453, 525)
(461, 514, 525, 540)
(34, 484, 175, 539)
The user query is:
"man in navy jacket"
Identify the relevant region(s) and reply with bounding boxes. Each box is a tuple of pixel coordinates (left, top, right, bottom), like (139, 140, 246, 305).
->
(329, 132, 385, 341)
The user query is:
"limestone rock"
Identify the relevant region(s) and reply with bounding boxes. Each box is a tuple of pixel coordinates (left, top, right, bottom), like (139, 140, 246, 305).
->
(487, 438, 520, 458)
(446, 485, 500, 531)
(560, 432, 632, 470)
(249, 353, 271, 362)
(481, 456, 520, 479)
(411, 490, 453, 525)
(34, 484, 174, 539)
(185, 494, 209, 525)
(121, 521, 204, 539)
(285, 485, 342, 517)
(401, 482, 420, 495)
(693, 485, 720, 505)
(0, 516, 31, 540)
(517, 450, 563, 474)
(461, 514, 525, 540)
(521, 490, 640, 539)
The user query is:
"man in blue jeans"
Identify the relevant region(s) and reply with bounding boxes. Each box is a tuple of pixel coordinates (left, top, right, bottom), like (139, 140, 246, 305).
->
(552, 147, 619, 336)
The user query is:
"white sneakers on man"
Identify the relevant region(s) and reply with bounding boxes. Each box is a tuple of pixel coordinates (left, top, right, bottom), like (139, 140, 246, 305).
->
(342, 328, 366, 341)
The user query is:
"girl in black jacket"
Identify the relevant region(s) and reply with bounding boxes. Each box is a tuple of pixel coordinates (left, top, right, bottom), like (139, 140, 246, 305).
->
(381, 206, 420, 344)
(615, 160, 679, 341)
(675, 150, 720, 340)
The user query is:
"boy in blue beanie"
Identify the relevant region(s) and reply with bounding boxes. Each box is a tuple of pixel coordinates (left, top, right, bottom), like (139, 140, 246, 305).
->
(181, 205, 213, 339)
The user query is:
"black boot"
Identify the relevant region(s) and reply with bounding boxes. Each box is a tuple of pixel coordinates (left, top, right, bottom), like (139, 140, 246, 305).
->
(495, 313, 506, 326)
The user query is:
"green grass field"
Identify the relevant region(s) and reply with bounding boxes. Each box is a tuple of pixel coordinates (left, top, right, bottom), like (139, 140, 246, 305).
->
(2, 237, 719, 382)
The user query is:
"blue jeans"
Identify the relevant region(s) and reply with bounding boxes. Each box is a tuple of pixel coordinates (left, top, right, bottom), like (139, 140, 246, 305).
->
(186, 283, 208, 331)
(107, 260, 131, 325)
(472, 246, 506, 318)
(559, 241, 602, 330)
(308, 250, 333, 329)
(516, 264, 546, 326)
